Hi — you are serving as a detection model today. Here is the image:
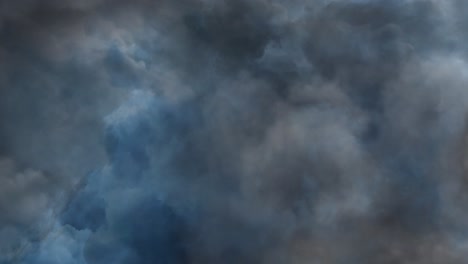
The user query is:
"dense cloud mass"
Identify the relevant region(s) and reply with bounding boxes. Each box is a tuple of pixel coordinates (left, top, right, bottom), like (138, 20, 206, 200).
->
(1, 0, 468, 263)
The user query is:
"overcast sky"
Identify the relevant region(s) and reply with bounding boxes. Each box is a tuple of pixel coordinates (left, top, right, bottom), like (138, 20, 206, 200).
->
(2, 0, 468, 263)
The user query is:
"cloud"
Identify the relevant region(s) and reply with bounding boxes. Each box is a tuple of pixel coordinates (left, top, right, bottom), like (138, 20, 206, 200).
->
(0, 158, 62, 263)
(1, 0, 468, 263)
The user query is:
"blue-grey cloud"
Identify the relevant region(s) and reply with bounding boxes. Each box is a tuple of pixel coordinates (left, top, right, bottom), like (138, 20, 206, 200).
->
(1, 0, 468, 263)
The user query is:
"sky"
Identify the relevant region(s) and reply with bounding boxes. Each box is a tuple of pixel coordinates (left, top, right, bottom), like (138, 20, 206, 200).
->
(1, 0, 468, 263)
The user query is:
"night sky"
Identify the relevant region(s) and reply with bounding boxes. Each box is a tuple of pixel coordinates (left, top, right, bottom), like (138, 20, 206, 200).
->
(1, 0, 468, 263)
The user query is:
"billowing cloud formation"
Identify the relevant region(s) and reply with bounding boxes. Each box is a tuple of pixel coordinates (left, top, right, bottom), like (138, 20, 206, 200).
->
(2, 0, 468, 263)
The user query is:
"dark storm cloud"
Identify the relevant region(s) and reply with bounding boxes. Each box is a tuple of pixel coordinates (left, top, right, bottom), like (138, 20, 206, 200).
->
(0, 158, 62, 263)
(1, 0, 468, 263)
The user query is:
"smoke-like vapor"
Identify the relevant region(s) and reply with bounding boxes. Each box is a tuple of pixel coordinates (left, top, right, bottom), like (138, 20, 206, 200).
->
(1, 0, 468, 263)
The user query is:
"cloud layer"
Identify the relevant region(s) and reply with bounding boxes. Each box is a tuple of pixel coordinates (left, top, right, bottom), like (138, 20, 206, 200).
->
(1, 0, 468, 263)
